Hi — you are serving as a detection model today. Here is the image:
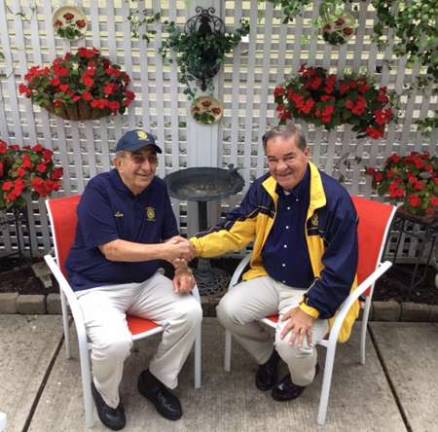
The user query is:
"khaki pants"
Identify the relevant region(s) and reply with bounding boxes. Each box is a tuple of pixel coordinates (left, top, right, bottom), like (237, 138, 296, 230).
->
(217, 276, 328, 386)
(77, 272, 202, 408)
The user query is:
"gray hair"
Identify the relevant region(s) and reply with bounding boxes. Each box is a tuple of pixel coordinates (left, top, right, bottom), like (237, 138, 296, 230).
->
(262, 122, 307, 151)
(114, 150, 128, 160)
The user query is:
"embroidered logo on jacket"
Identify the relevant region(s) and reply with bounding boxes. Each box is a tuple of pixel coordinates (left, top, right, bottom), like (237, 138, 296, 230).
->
(114, 211, 124, 218)
(307, 213, 320, 236)
(146, 207, 156, 221)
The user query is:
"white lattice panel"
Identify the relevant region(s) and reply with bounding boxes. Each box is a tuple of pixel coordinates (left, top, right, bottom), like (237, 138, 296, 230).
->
(0, 0, 436, 258)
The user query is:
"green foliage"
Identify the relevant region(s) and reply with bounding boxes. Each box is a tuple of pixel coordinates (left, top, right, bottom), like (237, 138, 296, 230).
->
(371, 0, 438, 134)
(265, 0, 313, 23)
(160, 20, 250, 99)
(127, 9, 161, 44)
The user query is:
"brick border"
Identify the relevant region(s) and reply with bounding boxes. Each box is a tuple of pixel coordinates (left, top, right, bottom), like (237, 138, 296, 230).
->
(1, 293, 437, 322)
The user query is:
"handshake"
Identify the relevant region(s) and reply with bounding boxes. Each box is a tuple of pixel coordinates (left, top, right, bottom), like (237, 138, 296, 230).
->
(164, 235, 197, 266)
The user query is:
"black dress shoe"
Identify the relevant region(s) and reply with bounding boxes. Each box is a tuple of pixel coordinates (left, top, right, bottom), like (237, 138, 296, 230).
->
(137, 369, 182, 421)
(271, 364, 320, 402)
(255, 350, 280, 391)
(91, 382, 126, 430)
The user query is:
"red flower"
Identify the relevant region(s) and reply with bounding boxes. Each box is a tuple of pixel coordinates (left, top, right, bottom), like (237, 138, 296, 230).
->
(82, 91, 93, 101)
(274, 86, 285, 98)
(78, 47, 99, 59)
(308, 76, 323, 91)
(279, 110, 292, 121)
(37, 163, 47, 173)
(63, 12, 74, 21)
(339, 82, 350, 95)
(22, 157, 33, 169)
(432, 197, 438, 207)
(366, 127, 384, 139)
(345, 99, 354, 110)
(0, 141, 7, 154)
(408, 195, 422, 208)
(59, 84, 70, 93)
(321, 95, 333, 102)
(54, 65, 70, 78)
(0, 161, 3, 177)
(51, 78, 61, 87)
(108, 101, 121, 112)
(388, 153, 401, 164)
(42, 149, 53, 161)
(301, 99, 315, 114)
(104, 83, 117, 96)
(76, 19, 86, 29)
(82, 75, 94, 88)
(374, 172, 384, 182)
(2, 181, 14, 191)
(375, 108, 393, 126)
(86, 66, 97, 77)
(51, 167, 64, 180)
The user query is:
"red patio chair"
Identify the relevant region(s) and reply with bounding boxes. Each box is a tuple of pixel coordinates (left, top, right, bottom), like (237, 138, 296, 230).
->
(223, 195, 397, 425)
(44, 195, 202, 427)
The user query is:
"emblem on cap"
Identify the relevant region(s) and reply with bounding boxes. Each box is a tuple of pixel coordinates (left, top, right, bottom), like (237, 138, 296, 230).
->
(137, 130, 149, 141)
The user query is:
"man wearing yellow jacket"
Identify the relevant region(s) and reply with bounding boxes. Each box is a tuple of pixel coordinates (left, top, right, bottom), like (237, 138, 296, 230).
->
(190, 122, 359, 401)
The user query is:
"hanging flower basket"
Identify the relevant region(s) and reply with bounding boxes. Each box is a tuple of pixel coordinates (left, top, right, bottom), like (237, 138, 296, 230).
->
(44, 100, 110, 121)
(19, 47, 135, 121)
(273, 65, 398, 139)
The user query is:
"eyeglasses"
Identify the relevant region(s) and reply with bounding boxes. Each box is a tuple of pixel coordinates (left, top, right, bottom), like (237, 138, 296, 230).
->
(130, 152, 158, 165)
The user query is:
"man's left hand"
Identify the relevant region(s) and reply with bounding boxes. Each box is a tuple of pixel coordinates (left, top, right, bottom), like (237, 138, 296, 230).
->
(173, 270, 195, 294)
(280, 307, 316, 348)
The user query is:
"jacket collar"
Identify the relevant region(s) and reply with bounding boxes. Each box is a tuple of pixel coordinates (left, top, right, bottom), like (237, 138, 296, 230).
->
(262, 161, 326, 216)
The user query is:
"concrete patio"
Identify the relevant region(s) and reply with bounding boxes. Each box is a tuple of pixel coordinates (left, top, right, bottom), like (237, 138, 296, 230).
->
(1, 316, 437, 432)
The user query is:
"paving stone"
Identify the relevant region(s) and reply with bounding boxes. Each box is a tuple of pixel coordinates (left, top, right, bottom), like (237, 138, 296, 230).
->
(370, 322, 438, 432)
(16, 295, 46, 314)
(0, 315, 62, 432)
(0, 293, 18, 314)
(401, 302, 431, 322)
(429, 305, 438, 322)
(46, 293, 61, 314)
(29, 319, 406, 432)
(372, 300, 401, 321)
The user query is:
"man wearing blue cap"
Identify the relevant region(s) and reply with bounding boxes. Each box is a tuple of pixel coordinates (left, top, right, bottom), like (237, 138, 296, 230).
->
(66, 129, 201, 430)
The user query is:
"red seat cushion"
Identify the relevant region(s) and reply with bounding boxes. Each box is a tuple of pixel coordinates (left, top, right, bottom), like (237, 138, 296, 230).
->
(127, 315, 161, 335)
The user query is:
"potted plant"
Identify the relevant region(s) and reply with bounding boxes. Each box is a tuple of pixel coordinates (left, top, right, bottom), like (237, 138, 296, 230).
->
(0, 139, 63, 211)
(159, 8, 249, 98)
(372, 0, 438, 134)
(366, 151, 438, 220)
(273, 64, 398, 139)
(264, 0, 312, 23)
(19, 47, 135, 121)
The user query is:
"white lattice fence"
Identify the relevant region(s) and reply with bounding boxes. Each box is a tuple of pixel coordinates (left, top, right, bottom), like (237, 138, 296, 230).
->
(0, 0, 436, 260)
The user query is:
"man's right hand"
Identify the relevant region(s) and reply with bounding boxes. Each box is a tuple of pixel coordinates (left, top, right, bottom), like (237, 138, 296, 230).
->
(161, 237, 195, 264)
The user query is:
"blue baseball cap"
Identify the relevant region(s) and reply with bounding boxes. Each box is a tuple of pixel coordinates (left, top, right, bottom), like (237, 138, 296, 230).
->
(115, 130, 162, 153)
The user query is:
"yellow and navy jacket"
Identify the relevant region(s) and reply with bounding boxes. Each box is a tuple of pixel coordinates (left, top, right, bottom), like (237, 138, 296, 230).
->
(191, 162, 360, 342)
